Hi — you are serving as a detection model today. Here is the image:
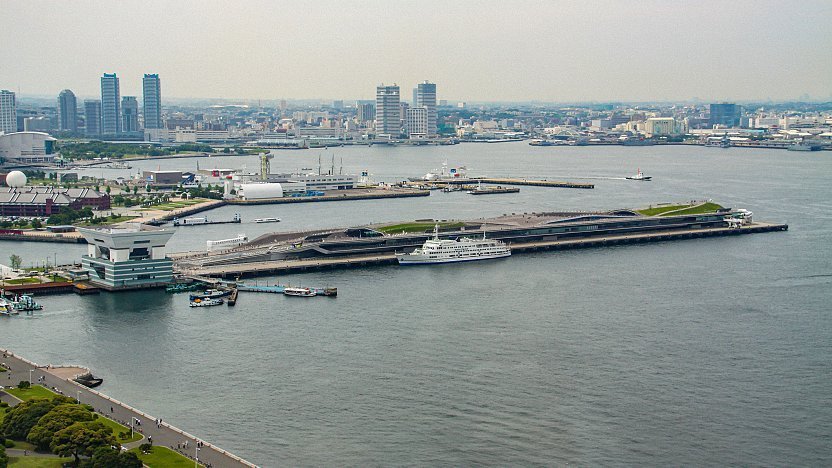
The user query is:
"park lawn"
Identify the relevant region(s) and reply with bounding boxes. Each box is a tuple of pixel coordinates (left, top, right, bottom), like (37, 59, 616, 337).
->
(5, 385, 57, 401)
(663, 202, 723, 216)
(3, 277, 43, 285)
(7, 457, 74, 467)
(129, 446, 203, 468)
(94, 414, 143, 443)
(376, 221, 466, 234)
(75, 215, 138, 226)
(7, 440, 37, 451)
(637, 204, 691, 216)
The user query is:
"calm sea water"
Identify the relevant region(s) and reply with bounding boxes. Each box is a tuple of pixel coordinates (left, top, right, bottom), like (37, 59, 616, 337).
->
(2, 144, 831, 465)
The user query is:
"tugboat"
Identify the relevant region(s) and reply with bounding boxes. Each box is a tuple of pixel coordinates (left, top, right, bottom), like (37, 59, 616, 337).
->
(73, 372, 104, 388)
(626, 169, 652, 181)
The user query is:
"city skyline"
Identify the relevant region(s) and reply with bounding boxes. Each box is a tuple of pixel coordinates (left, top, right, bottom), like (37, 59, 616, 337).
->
(2, 1, 831, 103)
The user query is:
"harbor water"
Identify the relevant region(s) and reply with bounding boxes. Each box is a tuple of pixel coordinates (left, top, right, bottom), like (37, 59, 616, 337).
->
(1, 143, 831, 465)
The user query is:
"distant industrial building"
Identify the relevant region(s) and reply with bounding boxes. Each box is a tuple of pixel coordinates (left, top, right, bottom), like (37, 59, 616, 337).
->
(0, 186, 110, 216)
(375, 84, 401, 138)
(644, 117, 681, 137)
(101, 73, 121, 134)
(58, 89, 78, 132)
(0, 90, 16, 134)
(0, 131, 57, 164)
(78, 225, 174, 290)
(415, 81, 437, 137)
(121, 96, 139, 132)
(709, 103, 741, 127)
(84, 100, 102, 136)
(142, 74, 162, 129)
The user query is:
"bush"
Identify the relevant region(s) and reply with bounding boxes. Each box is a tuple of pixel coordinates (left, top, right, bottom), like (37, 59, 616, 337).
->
(17, 381, 30, 389)
(2, 440, 12, 448)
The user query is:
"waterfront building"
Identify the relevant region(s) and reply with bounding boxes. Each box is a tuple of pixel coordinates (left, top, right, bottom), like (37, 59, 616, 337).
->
(142, 74, 162, 129)
(406, 107, 428, 139)
(84, 100, 102, 136)
(78, 225, 174, 291)
(0, 184, 109, 216)
(375, 84, 401, 138)
(0, 90, 16, 134)
(415, 81, 437, 137)
(101, 73, 121, 134)
(121, 96, 139, 132)
(0, 131, 57, 164)
(57, 89, 78, 132)
(645, 117, 680, 137)
(709, 103, 741, 127)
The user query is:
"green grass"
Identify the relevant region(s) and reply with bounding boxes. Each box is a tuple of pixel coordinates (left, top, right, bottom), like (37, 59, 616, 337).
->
(129, 446, 203, 467)
(5, 386, 57, 401)
(138, 198, 209, 211)
(2, 277, 43, 285)
(7, 457, 74, 467)
(75, 215, 138, 226)
(93, 414, 142, 443)
(6, 440, 37, 451)
(664, 202, 723, 216)
(637, 202, 723, 217)
(376, 221, 466, 234)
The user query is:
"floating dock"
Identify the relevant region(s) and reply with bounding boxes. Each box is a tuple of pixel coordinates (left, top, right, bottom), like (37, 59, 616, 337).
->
(237, 283, 337, 296)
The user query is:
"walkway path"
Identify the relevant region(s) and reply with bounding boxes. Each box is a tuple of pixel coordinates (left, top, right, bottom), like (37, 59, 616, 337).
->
(1, 349, 258, 467)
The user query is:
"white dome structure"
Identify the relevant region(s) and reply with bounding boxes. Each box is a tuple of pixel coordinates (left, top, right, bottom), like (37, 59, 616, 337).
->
(5, 170, 27, 188)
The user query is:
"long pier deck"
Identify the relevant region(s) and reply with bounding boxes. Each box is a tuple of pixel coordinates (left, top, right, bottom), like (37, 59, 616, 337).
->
(439, 177, 595, 189)
(179, 222, 787, 277)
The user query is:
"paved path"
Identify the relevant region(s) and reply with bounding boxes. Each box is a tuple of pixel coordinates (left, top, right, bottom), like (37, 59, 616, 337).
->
(1, 349, 257, 468)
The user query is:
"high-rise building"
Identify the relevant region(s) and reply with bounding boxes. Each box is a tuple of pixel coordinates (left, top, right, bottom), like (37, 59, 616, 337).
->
(406, 107, 428, 138)
(101, 73, 121, 134)
(375, 84, 401, 138)
(709, 103, 741, 127)
(84, 99, 102, 136)
(356, 102, 375, 123)
(57, 89, 78, 132)
(415, 81, 438, 137)
(122, 96, 139, 132)
(142, 74, 162, 129)
(0, 90, 16, 134)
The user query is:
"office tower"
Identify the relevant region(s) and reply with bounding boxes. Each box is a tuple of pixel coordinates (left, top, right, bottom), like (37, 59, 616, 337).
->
(357, 102, 375, 122)
(332, 100, 344, 110)
(101, 73, 121, 133)
(142, 74, 162, 129)
(375, 84, 400, 137)
(122, 96, 139, 132)
(57, 89, 78, 132)
(84, 99, 102, 136)
(709, 103, 741, 127)
(0, 90, 16, 134)
(413, 87, 418, 107)
(415, 81, 437, 136)
(406, 107, 428, 138)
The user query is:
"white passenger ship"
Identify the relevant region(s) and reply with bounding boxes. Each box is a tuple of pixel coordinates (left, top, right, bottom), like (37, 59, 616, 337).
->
(396, 225, 511, 265)
(206, 234, 248, 252)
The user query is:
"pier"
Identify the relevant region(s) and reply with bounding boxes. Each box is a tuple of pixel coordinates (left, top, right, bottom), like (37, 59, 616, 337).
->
(0, 348, 258, 468)
(226, 188, 429, 205)
(439, 178, 595, 189)
(177, 222, 787, 278)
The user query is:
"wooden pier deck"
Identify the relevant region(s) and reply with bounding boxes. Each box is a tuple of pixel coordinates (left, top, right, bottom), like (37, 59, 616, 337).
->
(178, 222, 786, 278)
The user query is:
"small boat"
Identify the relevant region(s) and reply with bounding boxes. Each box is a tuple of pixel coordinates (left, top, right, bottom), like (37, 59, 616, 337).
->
(189, 288, 232, 300)
(254, 217, 281, 223)
(73, 372, 104, 388)
(10, 294, 43, 312)
(626, 169, 652, 181)
(166, 282, 205, 293)
(0, 298, 20, 316)
(283, 287, 317, 297)
(189, 298, 224, 307)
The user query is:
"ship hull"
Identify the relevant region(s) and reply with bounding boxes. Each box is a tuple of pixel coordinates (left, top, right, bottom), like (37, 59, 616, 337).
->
(396, 251, 511, 265)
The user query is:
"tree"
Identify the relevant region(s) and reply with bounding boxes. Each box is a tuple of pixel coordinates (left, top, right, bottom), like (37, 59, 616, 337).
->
(132, 186, 138, 195)
(27, 404, 93, 451)
(51, 420, 115, 465)
(17, 381, 30, 389)
(0, 396, 73, 440)
(9, 255, 22, 270)
(0, 444, 7, 468)
(88, 446, 141, 468)
(31, 219, 42, 229)
(105, 185, 111, 194)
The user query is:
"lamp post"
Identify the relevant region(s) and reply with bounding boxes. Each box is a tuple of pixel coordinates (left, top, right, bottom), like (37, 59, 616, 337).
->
(76, 390, 80, 404)
(195, 446, 200, 468)
(130, 417, 137, 438)
(29, 369, 33, 385)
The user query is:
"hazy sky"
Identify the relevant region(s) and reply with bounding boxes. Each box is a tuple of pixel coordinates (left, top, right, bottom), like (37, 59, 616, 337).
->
(2, 0, 831, 102)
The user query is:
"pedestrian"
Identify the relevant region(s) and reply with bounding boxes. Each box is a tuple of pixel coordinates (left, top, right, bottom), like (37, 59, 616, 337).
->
(110, 406, 114, 413)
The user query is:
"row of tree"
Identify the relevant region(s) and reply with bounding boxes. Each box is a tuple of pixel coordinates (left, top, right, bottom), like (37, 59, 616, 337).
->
(0, 392, 141, 466)
(56, 142, 214, 160)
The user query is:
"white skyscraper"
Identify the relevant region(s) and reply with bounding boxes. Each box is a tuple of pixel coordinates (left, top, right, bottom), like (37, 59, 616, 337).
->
(406, 107, 428, 138)
(415, 81, 437, 137)
(375, 84, 401, 138)
(0, 90, 16, 134)
(101, 73, 121, 134)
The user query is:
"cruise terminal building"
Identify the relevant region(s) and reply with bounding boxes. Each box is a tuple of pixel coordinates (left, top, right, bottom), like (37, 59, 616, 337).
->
(77, 225, 174, 290)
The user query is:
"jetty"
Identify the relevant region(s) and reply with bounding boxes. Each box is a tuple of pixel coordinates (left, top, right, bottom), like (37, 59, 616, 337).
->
(451, 177, 594, 189)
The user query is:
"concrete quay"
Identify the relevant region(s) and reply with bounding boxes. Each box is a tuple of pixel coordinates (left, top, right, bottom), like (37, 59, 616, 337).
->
(445, 177, 595, 189)
(225, 187, 429, 205)
(179, 222, 787, 278)
(0, 348, 258, 468)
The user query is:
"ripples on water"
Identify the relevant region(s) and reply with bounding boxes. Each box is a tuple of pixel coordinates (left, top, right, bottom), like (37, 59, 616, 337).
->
(2, 144, 831, 465)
